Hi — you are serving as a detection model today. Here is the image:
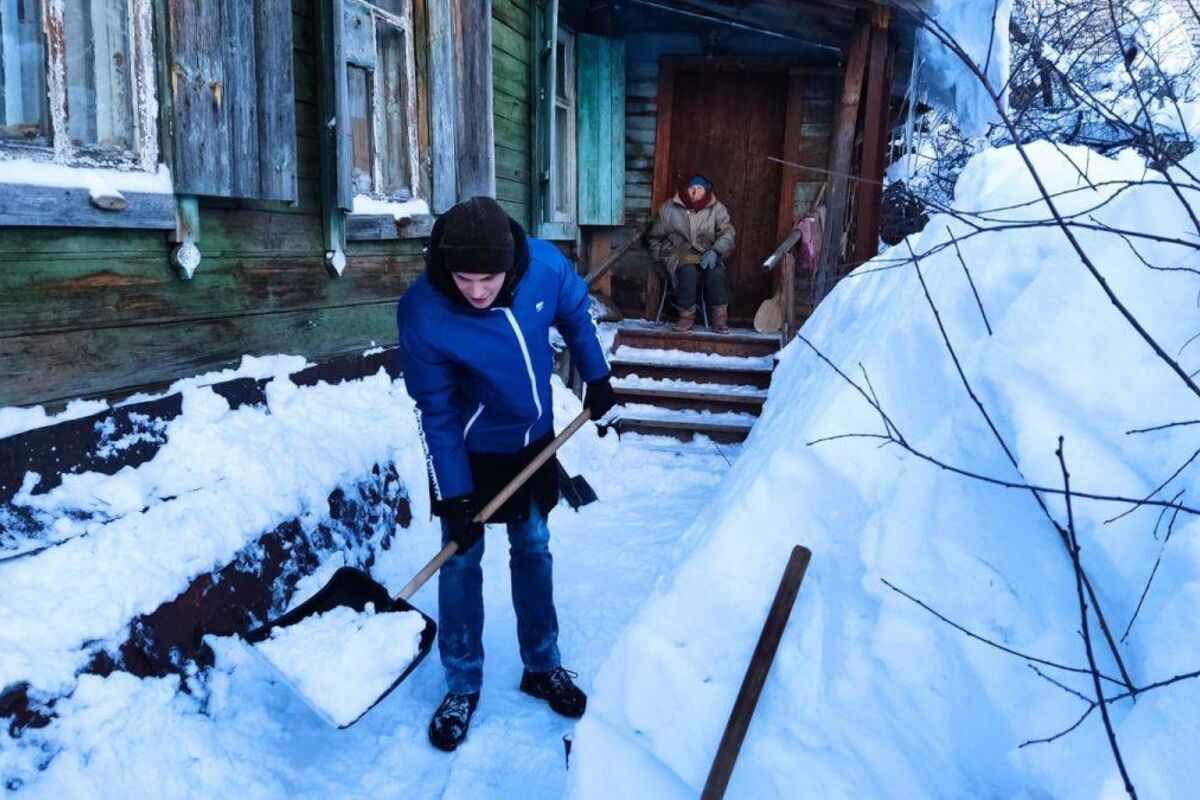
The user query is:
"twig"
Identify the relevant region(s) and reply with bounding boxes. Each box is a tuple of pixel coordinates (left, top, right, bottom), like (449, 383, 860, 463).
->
(1057, 437, 1138, 798)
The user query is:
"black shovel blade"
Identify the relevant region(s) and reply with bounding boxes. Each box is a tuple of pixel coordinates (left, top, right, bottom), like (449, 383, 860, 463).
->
(557, 463, 598, 510)
(241, 566, 437, 728)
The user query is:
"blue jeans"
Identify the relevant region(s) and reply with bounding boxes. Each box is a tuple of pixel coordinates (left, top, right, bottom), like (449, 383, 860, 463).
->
(437, 497, 562, 694)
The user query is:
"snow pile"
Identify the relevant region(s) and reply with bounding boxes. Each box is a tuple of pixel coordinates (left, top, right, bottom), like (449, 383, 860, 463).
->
(0, 368, 425, 696)
(570, 141, 1200, 798)
(0, 398, 109, 440)
(3, 376, 725, 798)
(918, 0, 1012, 137)
(252, 604, 428, 728)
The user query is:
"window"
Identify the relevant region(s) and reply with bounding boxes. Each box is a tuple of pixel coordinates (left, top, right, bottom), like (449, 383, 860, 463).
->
(551, 28, 575, 225)
(532, 5, 577, 240)
(0, 0, 156, 169)
(343, 0, 419, 202)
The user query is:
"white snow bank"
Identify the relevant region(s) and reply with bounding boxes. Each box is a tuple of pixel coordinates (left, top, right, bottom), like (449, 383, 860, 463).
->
(0, 399, 109, 440)
(0, 157, 173, 194)
(0, 354, 313, 441)
(253, 604, 427, 728)
(570, 140, 1200, 798)
(351, 195, 431, 220)
(0, 368, 423, 695)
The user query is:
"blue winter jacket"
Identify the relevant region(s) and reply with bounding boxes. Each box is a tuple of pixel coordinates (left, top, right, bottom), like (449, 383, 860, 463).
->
(396, 231, 609, 503)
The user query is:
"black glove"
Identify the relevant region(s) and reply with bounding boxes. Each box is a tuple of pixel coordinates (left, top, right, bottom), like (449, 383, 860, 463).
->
(584, 376, 617, 422)
(442, 493, 483, 552)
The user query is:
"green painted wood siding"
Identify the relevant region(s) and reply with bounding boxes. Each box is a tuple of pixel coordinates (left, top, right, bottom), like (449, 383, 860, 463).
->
(491, 0, 531, 229)
(576, 34, 624, 226)
(0, 0, 424, 408)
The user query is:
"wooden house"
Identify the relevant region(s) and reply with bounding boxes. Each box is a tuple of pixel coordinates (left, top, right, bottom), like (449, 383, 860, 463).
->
(0, 0, 917, 409)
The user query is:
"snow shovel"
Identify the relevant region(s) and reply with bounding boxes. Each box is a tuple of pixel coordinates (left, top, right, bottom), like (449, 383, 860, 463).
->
(242, 408, 594, 728)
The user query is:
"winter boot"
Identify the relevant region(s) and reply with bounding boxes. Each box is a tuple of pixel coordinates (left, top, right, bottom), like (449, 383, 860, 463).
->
(520, 666, 587, 719)
(711, 304, 731, 334)
(428, 691, 480, 752)
(673, 306, 697, 332)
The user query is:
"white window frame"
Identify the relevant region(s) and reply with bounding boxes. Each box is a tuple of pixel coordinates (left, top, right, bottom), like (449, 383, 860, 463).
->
(348, 0, 421, 203)
(0, 0, 158, 173)
(550, 26, 576, 226)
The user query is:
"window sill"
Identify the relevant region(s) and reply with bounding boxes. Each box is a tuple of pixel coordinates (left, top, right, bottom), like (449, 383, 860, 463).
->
(0, 161, 176, 230)
(345, 212, 435, 241)
(538, 221, 578, 241)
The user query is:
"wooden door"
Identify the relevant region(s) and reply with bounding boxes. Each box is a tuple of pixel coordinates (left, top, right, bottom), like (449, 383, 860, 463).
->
(665, 69, 787, 321)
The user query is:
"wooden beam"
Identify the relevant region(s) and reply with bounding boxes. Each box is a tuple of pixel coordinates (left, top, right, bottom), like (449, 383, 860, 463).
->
(776, 68, 807, 245)
(453, 0, 496, 198)
(644, 58, 678, 320)
(811, 14, 870, 305)
(584, 221, 651, 287)
(852, 9, 890, 266)
(701, 545, 813, 800)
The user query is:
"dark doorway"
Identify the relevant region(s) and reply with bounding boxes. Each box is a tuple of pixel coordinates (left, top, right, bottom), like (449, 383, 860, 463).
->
(663, 68, 787, 321)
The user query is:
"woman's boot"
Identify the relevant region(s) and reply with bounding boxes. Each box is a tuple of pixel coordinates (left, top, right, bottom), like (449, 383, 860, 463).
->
(673, 306, 697, 332)
(711, 304, 731, 334)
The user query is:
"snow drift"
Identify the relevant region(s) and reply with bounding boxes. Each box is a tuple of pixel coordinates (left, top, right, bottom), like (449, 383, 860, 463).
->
(568, 141, 1200, 798)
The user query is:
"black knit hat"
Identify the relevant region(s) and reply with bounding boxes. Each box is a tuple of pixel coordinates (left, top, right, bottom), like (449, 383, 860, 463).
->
(437, 196, 515, 274)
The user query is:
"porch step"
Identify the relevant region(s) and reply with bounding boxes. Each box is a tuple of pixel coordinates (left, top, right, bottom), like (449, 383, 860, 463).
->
(615, 405, 758, 444)
(612, 324, 781, 359)
(609, 357, 773, 389)
(604, 322, 779, 446)
(612, 377, 767, 415)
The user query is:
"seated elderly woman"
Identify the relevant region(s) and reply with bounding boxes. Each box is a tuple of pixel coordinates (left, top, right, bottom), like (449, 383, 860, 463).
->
(647, 174, 737, 334)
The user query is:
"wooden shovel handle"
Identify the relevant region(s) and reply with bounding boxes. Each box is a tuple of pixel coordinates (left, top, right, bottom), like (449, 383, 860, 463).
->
(394, 409, 594, 601)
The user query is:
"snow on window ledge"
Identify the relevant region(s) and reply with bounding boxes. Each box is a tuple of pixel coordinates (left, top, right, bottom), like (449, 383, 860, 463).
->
(0, 157, 174, 195)
(350, 194, 430, 220)
(0, 158, 176, 230)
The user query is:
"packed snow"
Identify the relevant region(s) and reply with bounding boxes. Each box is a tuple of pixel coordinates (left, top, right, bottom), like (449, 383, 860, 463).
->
(252, 604, 428, 728)
(350, 195, 432, 220)
(611, 375, 769, 398)
(568, 140, 1200, 798)
(618, 403, 758, 429)
(0, 373, 734, 798)
(0, 158, 174, 194)
(610, 346, 774, 370)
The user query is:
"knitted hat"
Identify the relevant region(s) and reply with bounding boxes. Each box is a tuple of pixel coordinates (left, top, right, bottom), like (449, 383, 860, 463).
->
(686, 174, 712, 192)
(438, 196, 515, 274)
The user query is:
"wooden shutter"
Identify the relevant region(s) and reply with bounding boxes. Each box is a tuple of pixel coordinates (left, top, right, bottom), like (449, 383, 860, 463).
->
(576, 34, 624, 226)
(168, 0, 297, 201)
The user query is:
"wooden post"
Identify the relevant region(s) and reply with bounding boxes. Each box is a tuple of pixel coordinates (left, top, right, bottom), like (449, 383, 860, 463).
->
(811, 16, 871, 305)
(644, 59, 678, 321)
(852, 8, 891, 266)
(700, 545, 813, 800)
(781, 252, 797, 343)
(776, 69, 807, 245)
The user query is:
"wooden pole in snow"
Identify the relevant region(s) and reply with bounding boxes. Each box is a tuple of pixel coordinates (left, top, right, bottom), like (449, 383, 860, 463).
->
(700, 545, 812, 800)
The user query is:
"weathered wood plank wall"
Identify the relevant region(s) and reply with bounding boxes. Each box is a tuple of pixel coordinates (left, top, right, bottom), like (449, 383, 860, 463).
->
(0, 0, 425, 408)
(491, 0, 531, 228)
(594, 33, 838, 319)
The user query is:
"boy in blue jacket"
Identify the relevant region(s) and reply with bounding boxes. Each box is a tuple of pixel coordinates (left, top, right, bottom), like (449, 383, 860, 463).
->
(396, 196, 616, 751)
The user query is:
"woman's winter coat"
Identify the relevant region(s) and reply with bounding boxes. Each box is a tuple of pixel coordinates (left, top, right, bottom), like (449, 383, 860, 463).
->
(647, 193, 736, 275)
(396, 214, 610, 521)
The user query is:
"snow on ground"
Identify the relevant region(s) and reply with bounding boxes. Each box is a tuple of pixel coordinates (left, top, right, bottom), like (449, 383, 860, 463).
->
(1, 374, 732, 798)
(568, 140, 1200, 799)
